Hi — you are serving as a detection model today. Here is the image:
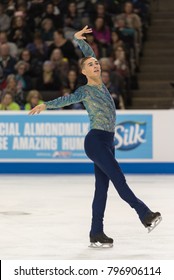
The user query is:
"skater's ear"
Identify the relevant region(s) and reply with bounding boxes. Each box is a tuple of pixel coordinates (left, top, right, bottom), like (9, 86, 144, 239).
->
(81, 68, 87, 76)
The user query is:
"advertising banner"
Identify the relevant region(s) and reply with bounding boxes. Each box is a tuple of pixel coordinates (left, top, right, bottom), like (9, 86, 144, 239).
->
(0, 111, 173, 173)
(0, 113, 152, 161)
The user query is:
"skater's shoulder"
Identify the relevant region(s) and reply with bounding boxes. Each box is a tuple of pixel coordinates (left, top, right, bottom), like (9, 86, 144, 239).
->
(76, 84, 90, 95)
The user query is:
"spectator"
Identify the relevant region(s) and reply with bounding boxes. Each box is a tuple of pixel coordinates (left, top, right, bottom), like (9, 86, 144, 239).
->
(114, 17, 136, 73)
(92, 17, 111, 57)
(99, 56, 126, 102)
(53, 0, 68, 15)
(6, 0, 16, 17)
(119, 1, 142, 34)
(50, 48, 69, 81)
(25, 90, 43, 110)
(110, 30, 124, 53)
(75, 0, 87, 16)
(47, 29, 79, 64)
(101, 70, 125, 109)
(15, 60, 32, 91)
(99, 57, 115, 82)
(27, 32, 48, 62)
(113, 46, 130, 78)
(0, 3, 11, 32)
(16, 2, 36, 32)
(113, 46, 132, 106)
(9, 15, 33, 50)
(0, 31, 18, 58)
(102, 0, 122, 14)
(114, 18, 135, 50)
(51, 0, 62, 15)
(40, 18, 55, 43)
(0, 43, 17, 77)
(90, 2, 113, 29)
(0, 0, 149, 111)
(74, 0, 91, 27)
(63, 1, 82, 34)
(20, 48, 42, 79)
(41, 2, 62, 29)
(36, 60, 62, 91)
(5, 74, 25, 108)
(20, 48, 32, 65)
(118, 1, 142, 66)
(27, 0, 44, 28)
(86, 33, 100, 59)
(65, 69, 78, 91)
(0, 91, 20, 110)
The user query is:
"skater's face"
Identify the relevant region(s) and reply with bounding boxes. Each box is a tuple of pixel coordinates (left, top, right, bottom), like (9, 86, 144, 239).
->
(82, 57, 101, 79)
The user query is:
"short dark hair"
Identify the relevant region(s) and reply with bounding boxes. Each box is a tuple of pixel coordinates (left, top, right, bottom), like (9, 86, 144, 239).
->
(80, 56, 92, 69)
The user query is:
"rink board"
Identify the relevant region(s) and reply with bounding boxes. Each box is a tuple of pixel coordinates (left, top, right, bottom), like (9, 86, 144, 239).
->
(0, 110, 173, 174)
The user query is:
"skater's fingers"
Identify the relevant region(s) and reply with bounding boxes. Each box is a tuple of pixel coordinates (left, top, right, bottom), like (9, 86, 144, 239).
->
(84, 29, 92, 34)
(29, 104, 46, 115)
(28, 110, 36, 115)
(29, 107, 39, 115)
(83, 26, 92, 32)
(28, 109, 34, 115)
(83, 25, 89, 30)
(83, 26, 92, 33)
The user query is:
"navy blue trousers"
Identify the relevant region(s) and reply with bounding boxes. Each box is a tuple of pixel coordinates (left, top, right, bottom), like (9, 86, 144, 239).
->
(84, 129, 150, 235)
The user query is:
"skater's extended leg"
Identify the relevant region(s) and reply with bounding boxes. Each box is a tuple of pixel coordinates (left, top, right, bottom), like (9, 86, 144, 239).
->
(85, 130, 150, 223)
(93, 149, 149, 222)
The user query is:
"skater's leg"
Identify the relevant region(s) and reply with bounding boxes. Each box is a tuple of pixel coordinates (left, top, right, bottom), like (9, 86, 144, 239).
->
(99, 152, 150, 222)
(90, 163, 109, 236)
(85, 130, 150, 223)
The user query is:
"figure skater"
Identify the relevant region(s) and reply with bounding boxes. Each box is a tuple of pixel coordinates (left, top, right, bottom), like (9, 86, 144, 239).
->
(29, 26, 162, 248)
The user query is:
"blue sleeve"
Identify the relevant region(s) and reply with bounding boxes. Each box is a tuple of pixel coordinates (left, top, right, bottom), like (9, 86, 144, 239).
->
(74, 37, 96, 58)
(44, 87, 86, 109)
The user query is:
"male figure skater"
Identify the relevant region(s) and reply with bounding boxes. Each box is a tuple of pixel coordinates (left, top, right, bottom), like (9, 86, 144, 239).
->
(29, 26, 162, 248)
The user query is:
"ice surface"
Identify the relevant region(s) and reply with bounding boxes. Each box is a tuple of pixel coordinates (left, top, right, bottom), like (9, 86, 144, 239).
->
(0, 174, 173, 260)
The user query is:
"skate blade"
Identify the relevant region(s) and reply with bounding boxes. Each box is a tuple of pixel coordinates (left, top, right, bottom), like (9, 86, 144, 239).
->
(147, 215, 162, 233)
(88, 242, 113, 249)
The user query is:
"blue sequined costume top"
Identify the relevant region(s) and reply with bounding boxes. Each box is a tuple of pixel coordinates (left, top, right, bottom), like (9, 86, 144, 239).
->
(44, 38, 116, 132)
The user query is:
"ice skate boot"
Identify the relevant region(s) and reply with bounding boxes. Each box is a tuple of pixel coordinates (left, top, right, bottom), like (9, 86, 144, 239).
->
(143, 211, 162, 233)
(89, 232, 113, 248)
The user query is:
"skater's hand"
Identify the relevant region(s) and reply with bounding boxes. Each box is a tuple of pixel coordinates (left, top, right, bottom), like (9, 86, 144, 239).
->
(28, 103, 46, 115)
(74, 25, 92, 40)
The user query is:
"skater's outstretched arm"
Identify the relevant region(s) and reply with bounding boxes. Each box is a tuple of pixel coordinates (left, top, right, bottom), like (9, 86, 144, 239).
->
(74, 26, 96, 58)
(29, 87, 86, 114)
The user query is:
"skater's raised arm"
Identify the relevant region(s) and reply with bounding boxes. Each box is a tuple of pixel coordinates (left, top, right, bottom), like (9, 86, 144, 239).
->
(29, 87, 86, 114)
(74, 26, 96, 58)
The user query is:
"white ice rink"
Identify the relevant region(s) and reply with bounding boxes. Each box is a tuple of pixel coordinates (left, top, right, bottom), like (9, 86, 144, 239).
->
(0, 174, 173, 260)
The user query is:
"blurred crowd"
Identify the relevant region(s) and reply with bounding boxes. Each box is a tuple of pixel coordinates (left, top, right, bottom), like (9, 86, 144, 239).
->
(0, 0, 151, 111)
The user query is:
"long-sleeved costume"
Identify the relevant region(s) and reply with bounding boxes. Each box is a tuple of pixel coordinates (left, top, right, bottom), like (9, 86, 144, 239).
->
(44, 38, 116, 133)
(45, 37, 151, 236)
